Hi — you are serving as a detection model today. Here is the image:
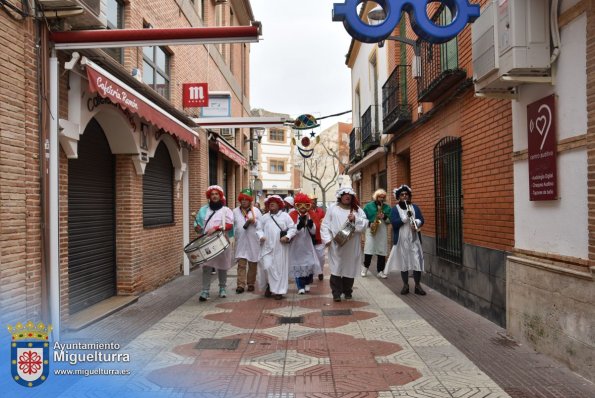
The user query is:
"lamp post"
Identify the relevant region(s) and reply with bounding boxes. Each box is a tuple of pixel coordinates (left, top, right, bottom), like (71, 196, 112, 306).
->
(248, 128, 264, 191)
(368, 6, 421, 78)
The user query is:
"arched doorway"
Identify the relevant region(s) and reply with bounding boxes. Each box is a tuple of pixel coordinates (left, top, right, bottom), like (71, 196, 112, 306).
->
(68, 118, 116, 314)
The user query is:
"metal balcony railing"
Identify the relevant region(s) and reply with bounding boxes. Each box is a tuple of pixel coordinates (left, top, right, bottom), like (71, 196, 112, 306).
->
(382, 65, 412, 134)
(417, 5, 467, 102)
(361, 105, 381, 153)
(349, 127, 361, 163)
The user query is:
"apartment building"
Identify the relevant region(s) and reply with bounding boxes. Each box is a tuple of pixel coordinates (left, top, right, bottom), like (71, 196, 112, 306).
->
(0, 0, 256, 333)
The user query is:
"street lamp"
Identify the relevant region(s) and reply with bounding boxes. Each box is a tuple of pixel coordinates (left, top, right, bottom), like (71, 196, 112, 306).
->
(368, 5, 421, 78)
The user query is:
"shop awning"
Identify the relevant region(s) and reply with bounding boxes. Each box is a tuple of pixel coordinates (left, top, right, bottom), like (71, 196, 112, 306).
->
(82, 57, 199, 147)
(217, 137, 247, 167)
(348, 146, 386, 174)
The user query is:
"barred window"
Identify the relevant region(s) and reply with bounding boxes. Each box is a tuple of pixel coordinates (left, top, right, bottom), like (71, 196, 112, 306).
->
(143, 142, 174, 227)
(434, 136, 462, 264)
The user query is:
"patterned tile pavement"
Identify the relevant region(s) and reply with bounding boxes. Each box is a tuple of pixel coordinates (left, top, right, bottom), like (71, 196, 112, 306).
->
(45, 267, 515, 398)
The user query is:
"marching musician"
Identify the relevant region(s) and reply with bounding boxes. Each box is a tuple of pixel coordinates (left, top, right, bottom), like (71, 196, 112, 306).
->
(232, 188, 262, 294)
(194, 185, 234, 302)
(385, 185, 426, 295)
(288, 193, 320, 294)
(310, 195, 326, 281)
(256, 195, 297, 300)
(320, 186, 367, 302)
(362, 189, 392, 279)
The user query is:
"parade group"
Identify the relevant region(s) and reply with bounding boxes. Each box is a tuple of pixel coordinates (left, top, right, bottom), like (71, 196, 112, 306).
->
(191, 184, 426, 303)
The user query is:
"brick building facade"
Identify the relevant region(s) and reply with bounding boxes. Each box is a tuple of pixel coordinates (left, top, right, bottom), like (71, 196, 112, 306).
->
(0, 0, 256, 334)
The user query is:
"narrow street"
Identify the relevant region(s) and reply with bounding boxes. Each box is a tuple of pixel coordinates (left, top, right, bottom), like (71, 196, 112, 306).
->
(6, 264, 591, 398)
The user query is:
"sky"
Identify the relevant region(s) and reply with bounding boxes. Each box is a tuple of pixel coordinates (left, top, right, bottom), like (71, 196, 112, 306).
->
(249, 0, 353, 131)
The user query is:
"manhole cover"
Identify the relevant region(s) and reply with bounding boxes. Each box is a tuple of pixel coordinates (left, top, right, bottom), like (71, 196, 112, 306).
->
(277, 316, 304, 324)
(194, 338, 240, 350)
(322, 309, 353, 316)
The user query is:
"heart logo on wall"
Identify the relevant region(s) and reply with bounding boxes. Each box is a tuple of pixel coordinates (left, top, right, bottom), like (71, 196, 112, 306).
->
(529, 104, 552, 151)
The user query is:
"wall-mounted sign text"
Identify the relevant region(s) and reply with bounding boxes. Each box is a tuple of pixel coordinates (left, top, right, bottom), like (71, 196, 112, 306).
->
(527, 94, 557, 201)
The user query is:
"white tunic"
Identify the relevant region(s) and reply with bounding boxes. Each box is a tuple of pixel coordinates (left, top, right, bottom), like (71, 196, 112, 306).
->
(363, 221, 390, 256)
(201, 206, 234, 271)
(287, 211, 318, 278)
(233, 206, 262, 263)
(256, 211, 297, 294)
(320, 205, 368, 278)
(386, 206, 425, 273)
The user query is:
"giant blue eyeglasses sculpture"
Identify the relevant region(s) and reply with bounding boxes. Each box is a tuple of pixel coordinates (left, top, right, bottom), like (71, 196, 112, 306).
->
(332, 0, 480, 44)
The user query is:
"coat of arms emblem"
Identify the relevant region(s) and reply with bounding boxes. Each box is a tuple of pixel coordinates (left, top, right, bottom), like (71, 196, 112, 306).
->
(7, 321, 52, 387)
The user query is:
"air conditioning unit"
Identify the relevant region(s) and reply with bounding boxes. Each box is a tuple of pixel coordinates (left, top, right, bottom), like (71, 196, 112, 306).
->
(472, 0, 550, 97)
(219, 128, 234, 139)
(38, 0, 106, 29)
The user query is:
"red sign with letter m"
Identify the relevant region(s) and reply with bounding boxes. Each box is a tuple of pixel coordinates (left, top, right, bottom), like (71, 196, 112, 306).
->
(183, 83, 209, 108)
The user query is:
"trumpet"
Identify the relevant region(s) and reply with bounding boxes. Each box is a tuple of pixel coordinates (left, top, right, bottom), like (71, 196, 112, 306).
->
(406, 201, 420, 232)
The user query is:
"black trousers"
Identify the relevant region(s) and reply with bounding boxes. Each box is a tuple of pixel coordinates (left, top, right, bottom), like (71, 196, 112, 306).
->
(363, 254, 386, 272)
(401, 271, 422, 285)
(330, 274, 354, 298)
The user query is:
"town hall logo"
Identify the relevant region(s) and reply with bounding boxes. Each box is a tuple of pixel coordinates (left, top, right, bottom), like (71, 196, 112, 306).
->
(7, 321, 52, 387)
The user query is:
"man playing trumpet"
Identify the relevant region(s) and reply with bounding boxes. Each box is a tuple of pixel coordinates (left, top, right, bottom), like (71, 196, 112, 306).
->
(362, 189, 392, 278)
(386, 185, 427, 295)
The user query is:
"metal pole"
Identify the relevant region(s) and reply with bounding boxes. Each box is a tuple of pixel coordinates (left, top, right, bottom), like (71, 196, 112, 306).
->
(49, 50, 60, 338)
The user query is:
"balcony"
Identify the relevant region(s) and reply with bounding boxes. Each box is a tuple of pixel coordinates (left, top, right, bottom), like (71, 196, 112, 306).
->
(417, 5, 467, 102)
(361, 105, 381, 153)
(349, 127, 361, 164)
(382, 65, 412, 134)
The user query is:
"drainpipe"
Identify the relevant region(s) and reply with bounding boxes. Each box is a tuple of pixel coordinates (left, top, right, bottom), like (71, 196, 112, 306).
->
(49, 49, 60, 338)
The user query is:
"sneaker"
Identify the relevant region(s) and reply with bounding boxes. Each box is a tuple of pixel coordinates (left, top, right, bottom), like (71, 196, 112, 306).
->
(298, 288, 306, 295)
(400, 285, 410, 295)
(333, 296, 341, 302)
(219, 288, 227, 298)
(304, 285, 311, 292)
(318, 274, 324, 281)
(378, 271, 388, 279)
(344, 294, 352, 300)
(247, 285, 255, 292)
(414, 285, 427, 296)
(360, 266, 369, 277)
(211, 268, 217, 275)
(236, 286, 245, 294)
(274, 294, 283, 300)
(199, 290, 209, 302)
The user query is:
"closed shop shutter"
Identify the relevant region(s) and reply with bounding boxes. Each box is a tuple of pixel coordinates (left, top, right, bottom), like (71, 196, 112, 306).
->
(68, 119, 116, 314)
(143, 142, 174, 226)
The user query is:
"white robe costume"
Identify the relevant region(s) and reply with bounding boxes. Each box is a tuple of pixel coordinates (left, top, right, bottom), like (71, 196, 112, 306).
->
(320, 204, 368, 278)
(198, 206, 234, 271)
(386, 205, 425, 273)
(287, 210, 318, 278)
(233, 206, 262, 263)
(256, 211, 297, 295)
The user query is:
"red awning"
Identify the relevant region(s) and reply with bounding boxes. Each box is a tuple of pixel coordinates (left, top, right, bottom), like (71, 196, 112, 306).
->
(217, 138, 247, 167)
(83, 58, 199, 147)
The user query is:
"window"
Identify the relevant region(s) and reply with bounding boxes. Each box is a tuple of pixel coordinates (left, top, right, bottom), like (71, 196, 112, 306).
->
(209, 149, 218, 186)
(269, 129, 285, 143)
(434, 136, 462, 264)
(378, 170, 387, 191)
(143, 142, 174, 227)
(143, 26, 171, 99)
(105, 0, 123, 62)
(269, 160, 285, 173)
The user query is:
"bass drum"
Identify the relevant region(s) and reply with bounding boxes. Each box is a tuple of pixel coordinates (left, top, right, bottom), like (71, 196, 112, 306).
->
(184, 231, 230, 266)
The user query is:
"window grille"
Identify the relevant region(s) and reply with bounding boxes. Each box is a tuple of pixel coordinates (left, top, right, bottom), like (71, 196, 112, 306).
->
(434, 136, 462, 263)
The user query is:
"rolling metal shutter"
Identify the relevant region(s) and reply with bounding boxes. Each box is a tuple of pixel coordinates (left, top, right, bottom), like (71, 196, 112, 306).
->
(143, 142, 174, 226)
(68, 119, 116, 314)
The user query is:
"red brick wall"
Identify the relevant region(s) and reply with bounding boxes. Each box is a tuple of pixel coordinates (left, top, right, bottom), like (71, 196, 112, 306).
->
(0, 8, 42, 325)
(385, 0, 514, 252)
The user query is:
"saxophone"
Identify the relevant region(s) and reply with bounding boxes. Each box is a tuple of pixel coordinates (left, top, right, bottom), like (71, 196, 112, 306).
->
(370, 203, 383, 235)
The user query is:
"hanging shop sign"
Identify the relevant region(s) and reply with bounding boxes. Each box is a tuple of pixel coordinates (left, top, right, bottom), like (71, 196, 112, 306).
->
(332, 0, 480, 44)
(527, 94, 557, 201)
(183, 83, 209, 107)
(200, 94, 231, 118)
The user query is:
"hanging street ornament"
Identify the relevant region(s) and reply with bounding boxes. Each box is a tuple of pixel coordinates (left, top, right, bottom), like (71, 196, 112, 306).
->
(293, 114, 320, 130)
